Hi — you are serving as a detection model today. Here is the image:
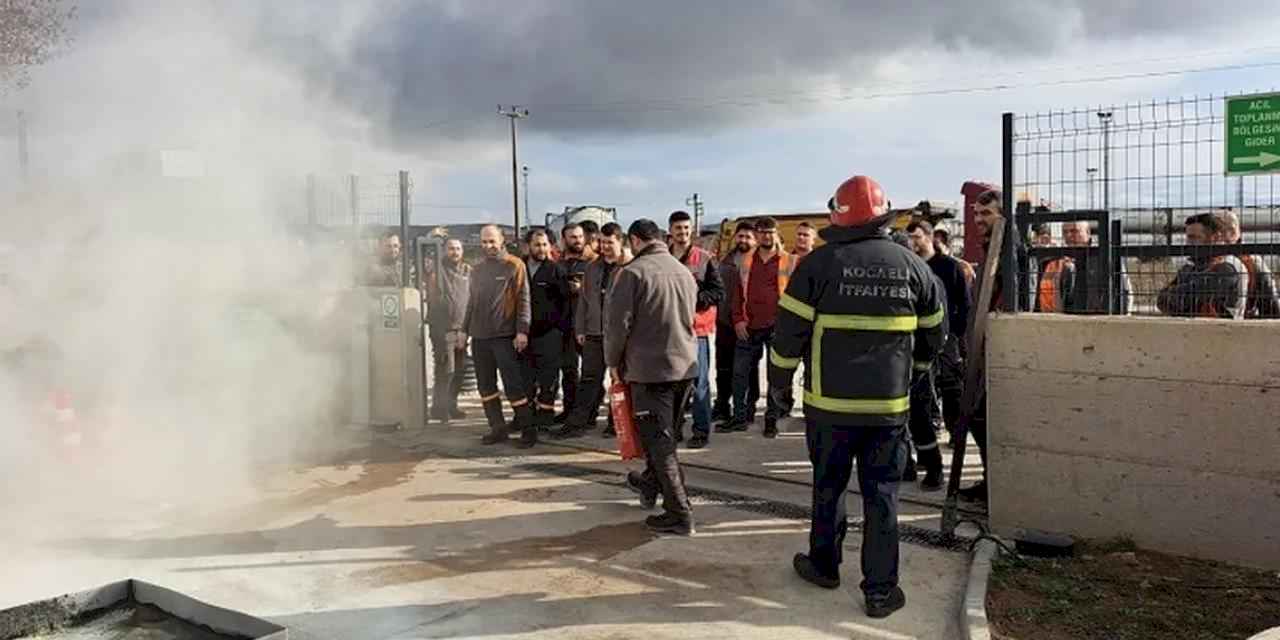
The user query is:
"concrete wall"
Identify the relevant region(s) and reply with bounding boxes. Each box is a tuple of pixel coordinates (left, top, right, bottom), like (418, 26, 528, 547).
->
(987, 314, 1280, 570)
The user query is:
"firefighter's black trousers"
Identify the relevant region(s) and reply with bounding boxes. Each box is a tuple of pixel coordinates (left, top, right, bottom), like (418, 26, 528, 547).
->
(806, 420, 907, 597)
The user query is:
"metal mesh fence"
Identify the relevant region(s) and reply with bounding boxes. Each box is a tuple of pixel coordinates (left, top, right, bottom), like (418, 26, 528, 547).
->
(1007, 94, 1280, 318)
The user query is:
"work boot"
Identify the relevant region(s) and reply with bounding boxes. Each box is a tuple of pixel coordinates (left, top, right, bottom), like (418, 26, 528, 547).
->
(687, 434, 709, 450)
(715, 418, 749, 433)
(514, 405, 538, 449)
(480, 400, 508, 445)
(792, 553, 840, 589)
(551, 422, 589, 440)
(919, 448, 944, 492)
(958, 480, 988, 503)
(763, 417, 779, 439)
(625, 471, 658, 509)
(902, 456, 918, 482)
(711, 405, 730, 423)
(865, 586, 907, 619)
(645, 512, 694, 536)
(553, 411, 569, 424)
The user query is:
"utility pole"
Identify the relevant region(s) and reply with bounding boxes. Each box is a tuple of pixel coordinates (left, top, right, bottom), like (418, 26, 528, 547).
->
(17, 110, 29, 183)
(1097, 111, 1113, 213)
(685, 193, 704, 235)
(499, 105, 529, 241)
(522, 165, 531, 230)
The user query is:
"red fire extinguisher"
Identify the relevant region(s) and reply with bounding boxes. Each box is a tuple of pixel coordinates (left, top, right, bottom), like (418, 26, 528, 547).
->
(609, 381, 645, 460)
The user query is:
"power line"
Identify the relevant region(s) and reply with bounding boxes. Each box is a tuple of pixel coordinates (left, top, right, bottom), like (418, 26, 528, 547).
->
(531, 60, 1280, 117)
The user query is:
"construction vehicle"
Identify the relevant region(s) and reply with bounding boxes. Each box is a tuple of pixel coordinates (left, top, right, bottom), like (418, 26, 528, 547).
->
(711, 201, 958, 257)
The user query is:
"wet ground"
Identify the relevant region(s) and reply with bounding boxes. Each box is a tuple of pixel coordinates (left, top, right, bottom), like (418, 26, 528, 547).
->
(2, 407, 973, 640)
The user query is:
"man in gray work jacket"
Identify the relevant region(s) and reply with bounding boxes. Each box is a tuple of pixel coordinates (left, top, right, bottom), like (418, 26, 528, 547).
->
(606, 219, 700, 536)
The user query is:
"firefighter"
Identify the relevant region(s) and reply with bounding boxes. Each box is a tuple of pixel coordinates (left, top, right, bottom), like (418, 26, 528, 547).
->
(464, 225, 536, 448)
(770, 175, 946, 619)
(522, 229, 570, 431)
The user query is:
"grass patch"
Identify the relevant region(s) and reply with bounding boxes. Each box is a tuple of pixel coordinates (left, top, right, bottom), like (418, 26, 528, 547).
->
(987, 539, 1280, 640)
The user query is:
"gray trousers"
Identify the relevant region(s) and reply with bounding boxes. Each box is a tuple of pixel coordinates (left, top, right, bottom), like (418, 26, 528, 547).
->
(568, 336, 607, 428)
(430, 331, 467, 416)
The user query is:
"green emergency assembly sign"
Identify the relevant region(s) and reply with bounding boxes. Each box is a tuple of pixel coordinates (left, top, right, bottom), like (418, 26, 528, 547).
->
(1225, 92, 1280, 175)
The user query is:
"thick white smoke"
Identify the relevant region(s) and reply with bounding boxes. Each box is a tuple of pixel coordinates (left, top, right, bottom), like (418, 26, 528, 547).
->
(0, 1, 412, 534)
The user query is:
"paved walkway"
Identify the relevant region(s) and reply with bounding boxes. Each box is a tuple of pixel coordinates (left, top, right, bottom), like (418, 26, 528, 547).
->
(3, 412, 972, 639)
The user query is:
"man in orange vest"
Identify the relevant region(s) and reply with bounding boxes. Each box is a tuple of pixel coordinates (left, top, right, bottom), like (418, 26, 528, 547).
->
(1217, 211, 1279, 318)
(721, 216, 794, 439)
(1158, 213, 1248, 319)
(669, 211, 725, 449)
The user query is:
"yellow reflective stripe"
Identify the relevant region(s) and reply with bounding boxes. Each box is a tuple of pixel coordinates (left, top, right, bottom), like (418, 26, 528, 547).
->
(812, 324, 824, 396)
(480, 392, 502, 403)
(918, 307, 945, 329)
(770, 348, 800, 369)
(816, 313, 917, 332)
(779, 293, 815, 321)
(913, 361, 931, 371)
(803, 392, 910, 415)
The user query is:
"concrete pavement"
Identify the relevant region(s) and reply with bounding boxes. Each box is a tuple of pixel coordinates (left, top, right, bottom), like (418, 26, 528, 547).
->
(2, 413, 972, 639)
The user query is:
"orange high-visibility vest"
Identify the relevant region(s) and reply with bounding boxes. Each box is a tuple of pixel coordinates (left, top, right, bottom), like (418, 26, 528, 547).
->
(1037, 257, 1071, 312)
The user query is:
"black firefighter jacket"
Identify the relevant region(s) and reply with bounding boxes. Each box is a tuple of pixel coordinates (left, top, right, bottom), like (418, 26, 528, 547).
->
(767, 222, 947, 427)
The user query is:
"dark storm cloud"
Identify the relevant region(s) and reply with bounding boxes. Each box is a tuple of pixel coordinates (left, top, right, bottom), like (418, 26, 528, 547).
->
(235, 1, 1266, 145)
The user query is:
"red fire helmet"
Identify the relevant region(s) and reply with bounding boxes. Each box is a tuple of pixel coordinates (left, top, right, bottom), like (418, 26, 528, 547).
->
(827, 175, 888, 227)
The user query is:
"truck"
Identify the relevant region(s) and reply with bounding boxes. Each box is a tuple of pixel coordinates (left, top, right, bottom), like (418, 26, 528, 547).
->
(544, 206, 618, 240)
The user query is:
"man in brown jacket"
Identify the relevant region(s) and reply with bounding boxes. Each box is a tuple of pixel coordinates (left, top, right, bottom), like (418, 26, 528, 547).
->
(606, 218, 700, 535)
(464, 225, 536, 448)
(553, 222, 628, 440)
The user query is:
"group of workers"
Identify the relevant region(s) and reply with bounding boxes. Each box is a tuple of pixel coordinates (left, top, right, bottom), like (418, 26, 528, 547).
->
(386, 174, 992, 620)
(363, 175, 1277, 621)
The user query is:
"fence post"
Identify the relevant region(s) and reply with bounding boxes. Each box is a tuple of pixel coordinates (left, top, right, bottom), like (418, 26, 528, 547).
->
(399, 171, 410, 288)
(1097, 211, 1112, 314)
(1110, 218, 1124, 314)
(1001, 112, 1017, 312)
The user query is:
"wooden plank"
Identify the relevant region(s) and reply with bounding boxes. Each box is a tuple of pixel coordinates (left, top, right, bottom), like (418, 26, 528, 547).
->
(942, 217, 1004, 535)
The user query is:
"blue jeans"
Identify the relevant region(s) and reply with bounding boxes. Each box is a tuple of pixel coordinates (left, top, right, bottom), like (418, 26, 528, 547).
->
(690, 336, 712, 437)
(733, 326, 794, 424)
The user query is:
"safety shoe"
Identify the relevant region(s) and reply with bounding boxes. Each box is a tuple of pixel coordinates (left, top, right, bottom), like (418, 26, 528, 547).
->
(715, 419, 749, 433)
(763, 418, 779, 439)
(687, 435, 709, 450)
(958, 480, 988, 503)
(550, 423, 589, 440)
(793, 553, 840, 589)
(553, 411, 569, 424)
(645, 512, 695, 536)
(480, 431, 508, 445)
(920, 466, 944, 492)
(625, 471, 658, 510)
(865, 586, 906, 619)
(515, 428, 538, 450)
